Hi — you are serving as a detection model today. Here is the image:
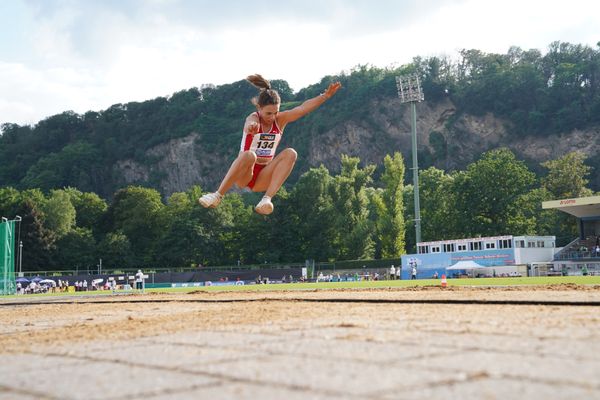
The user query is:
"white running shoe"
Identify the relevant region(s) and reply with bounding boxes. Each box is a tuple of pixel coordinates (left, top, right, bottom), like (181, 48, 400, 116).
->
(255, 195, 274, 215)
(198, 192, 223, 208)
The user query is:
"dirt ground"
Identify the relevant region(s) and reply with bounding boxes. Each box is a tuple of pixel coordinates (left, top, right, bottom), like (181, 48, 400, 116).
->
(2, 284, 600, 351)
(2, 285, 600, 399)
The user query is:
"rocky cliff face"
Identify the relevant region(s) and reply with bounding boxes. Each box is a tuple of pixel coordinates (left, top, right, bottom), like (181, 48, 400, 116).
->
(115, 133, 205, 195)
(114, 98, 600, 197)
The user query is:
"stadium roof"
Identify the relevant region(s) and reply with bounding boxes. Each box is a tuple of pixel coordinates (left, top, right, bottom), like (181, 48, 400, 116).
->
(542, 195, 600, 218)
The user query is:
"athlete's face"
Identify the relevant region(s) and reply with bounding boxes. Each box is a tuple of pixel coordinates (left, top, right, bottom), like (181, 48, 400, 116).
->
(259, 104, 279, 125)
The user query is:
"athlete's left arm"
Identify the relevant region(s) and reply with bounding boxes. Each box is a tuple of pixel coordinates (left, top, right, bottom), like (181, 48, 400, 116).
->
(277, 82, 341, 128)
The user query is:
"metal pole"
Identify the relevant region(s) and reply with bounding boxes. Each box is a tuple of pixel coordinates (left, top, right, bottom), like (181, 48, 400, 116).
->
(396, 74, 424, 246)
(19, 241, 23, 276)
(411, 102, 422, 244)
(15, 216, 22, 276)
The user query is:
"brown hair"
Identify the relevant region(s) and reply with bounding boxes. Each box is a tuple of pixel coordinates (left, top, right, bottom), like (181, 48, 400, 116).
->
(247, 74, 280, 107)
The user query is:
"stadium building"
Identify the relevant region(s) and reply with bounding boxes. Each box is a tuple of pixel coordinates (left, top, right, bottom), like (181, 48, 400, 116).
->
(543, 195, 600, 276)
(400, 235, 556, 280)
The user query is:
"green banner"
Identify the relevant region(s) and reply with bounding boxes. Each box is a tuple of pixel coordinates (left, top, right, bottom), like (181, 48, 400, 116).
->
(1, 221, 16, 295)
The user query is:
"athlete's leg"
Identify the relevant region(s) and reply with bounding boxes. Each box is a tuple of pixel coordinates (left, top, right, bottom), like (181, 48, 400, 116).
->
(251, 148, 298, 197)
(199, 151, 256, 208)
(217, 151, 257, 194)
(251, 148, 297, 214)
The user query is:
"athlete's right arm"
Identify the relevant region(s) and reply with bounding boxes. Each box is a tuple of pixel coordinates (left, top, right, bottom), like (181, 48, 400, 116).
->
(244, 113, 260, 135)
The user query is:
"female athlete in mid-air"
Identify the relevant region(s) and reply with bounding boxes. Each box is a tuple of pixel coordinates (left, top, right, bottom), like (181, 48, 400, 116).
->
(198, 74, 341, 215)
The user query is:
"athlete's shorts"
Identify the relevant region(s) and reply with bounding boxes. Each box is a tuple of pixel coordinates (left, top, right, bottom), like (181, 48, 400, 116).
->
(247, 163, 266, 189)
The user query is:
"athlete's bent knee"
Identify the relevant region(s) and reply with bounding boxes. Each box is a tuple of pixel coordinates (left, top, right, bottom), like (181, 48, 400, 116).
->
(239, 150, 258, 166)
(282, 148, 298, 162)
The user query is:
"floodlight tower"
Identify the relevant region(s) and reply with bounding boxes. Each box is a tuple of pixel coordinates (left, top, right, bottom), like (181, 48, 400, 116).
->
(395, 74, 424, 244)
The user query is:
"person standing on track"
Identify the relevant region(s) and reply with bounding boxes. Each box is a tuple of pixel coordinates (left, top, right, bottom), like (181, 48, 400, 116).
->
(198, 74, 341, 215)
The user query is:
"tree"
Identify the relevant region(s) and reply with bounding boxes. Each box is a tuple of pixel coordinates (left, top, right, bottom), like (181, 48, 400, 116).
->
(42, 190, 76, 238)
(153, 185, 250, 267)
(105, 186, 165, 263)
(541, 152, 593, 199)
(418, 167, 459, 241)
(20, 141, 102, 192)
(54, 227, 97, 271)
(15, 200, 54, 271)
(452, 148, 536, 237)
(284, 166, 336, 262)
(372, 152, 406, 258)
(540, 152, 593, 244)
(0, 187, 21, 218)
(329, 155, 376, 260)
(63, 187, 108, 231)
(97, 231, 134, 270)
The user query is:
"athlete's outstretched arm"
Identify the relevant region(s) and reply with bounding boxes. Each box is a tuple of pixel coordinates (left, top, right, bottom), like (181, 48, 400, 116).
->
(244, 113, 260, 135)
(278, 82, 341, 128)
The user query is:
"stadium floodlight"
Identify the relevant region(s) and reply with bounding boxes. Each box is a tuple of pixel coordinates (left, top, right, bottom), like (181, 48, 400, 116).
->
(396, 74, 424, 245)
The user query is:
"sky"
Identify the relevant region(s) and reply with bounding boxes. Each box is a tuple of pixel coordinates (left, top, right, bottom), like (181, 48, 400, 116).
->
(1, 0, 599, 127)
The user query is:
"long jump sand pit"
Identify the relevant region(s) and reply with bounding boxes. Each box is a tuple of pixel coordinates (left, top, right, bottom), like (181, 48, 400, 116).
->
(2, 285, 600, 399)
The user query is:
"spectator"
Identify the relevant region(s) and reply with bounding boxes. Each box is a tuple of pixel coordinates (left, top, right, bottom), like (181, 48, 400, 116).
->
(433, 271, 439, 279)
(411, 266, 417, 280)
(135, 269, 144, 291)
(390, 265, 396, 280)
(595, 245, 600, 257)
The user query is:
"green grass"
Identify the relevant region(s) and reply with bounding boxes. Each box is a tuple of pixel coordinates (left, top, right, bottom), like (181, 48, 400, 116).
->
(3, 276, 599, 298)
(147, 275, 600, 293)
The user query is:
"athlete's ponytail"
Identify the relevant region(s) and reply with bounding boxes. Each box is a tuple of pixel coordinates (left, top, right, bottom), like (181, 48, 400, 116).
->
(247, 74, 280, 107)
(247, 74, 271, 90)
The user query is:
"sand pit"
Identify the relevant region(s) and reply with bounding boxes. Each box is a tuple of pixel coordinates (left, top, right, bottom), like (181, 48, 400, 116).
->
(1, 286, 600, 399)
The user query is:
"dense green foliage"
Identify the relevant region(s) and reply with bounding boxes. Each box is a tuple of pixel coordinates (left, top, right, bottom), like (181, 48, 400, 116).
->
(0, 148, 593, 271)
(1, 41, 599, 270)
(2, 41, 599, 196)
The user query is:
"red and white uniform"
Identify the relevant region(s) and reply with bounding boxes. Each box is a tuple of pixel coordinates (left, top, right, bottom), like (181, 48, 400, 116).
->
(240, 112, 282, 164)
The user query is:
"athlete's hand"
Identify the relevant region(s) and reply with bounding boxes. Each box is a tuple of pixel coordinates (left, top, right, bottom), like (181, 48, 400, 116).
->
(246, 121, 259, 135)
(323, 82, 342, 99)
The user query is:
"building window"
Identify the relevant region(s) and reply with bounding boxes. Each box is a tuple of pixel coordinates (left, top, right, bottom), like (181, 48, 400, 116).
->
(470, 241, 482, 251)
(499, 239, 512, 249)
(443, 243, 455, 252)
(485, 242, 496, 249)
(457, 244, 467, 251)
(418, 246, 429, 254)
(515, 240, 525, 248)
(431, 246, 441, 253)
(527, 242, 535, 248)
(537, 241, 545, 248)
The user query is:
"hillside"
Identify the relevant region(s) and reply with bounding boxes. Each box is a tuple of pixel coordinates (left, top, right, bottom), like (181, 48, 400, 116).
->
(1, 41, 599, 198)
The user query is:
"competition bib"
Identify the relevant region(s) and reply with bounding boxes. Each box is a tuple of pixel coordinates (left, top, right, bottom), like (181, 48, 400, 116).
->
(249, 133, 281, 159)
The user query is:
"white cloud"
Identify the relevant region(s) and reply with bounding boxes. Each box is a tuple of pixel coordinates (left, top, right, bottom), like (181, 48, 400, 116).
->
(1, 0, 600, 126)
